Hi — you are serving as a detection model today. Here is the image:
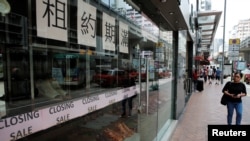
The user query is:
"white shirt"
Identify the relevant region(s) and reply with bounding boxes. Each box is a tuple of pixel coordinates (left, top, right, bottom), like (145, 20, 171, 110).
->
(208, 68, 213, 75)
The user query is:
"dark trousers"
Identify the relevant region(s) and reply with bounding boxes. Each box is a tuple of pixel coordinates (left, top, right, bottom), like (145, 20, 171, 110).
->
(204, 75, 207, 83)
(122, 97, 133, 115)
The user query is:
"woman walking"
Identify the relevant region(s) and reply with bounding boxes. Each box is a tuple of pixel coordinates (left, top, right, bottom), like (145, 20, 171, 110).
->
(222, 72, 247, 125)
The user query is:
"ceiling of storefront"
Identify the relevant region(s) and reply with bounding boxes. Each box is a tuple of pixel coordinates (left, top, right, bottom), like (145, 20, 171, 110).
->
(127, 0, 188, 31)
(127, 0, 222, 59)
(128, 0, 221, 45)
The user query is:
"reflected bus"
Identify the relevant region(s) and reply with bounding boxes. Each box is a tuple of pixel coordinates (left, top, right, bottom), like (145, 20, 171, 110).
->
(52, 53, 95, 88)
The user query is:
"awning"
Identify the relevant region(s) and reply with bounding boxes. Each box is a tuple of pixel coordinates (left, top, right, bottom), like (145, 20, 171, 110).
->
(194, 55, 210, 65)
(195, 11, 222, 55)
(194, 56, 204, 61)
(199, 60, 210, 65)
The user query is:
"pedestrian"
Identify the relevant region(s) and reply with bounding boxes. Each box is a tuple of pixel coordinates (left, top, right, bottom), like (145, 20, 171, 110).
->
(203, 67, 208, 83)
(208, 66, 213, 84)
(212, 66, 216, 79)
(222, 72, 247, 125)
(215, 67, 221, 85)
(192, 69, 198, 92)
(121, 70, 136, 117)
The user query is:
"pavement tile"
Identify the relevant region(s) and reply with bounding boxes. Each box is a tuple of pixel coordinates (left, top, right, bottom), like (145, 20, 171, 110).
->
(169, 78, 250, 141)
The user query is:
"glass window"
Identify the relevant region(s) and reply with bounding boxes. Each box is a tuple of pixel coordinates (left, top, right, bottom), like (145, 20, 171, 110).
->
(0, 1, 174, 141)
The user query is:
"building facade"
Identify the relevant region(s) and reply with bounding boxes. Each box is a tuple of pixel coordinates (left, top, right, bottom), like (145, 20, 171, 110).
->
(228, 19, 250, 65)
(0, 0, 196, 141)
(230, 19, 250, 41)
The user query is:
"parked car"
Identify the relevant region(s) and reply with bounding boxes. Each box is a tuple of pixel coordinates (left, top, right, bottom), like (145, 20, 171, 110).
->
(157, 68, 171, 78)
(244, 74, 250, 84)
(128, 69, 137, 78)
(134, 68, 147, 82)
(93, 69, 127, 87)
(242, 68, 250, 84)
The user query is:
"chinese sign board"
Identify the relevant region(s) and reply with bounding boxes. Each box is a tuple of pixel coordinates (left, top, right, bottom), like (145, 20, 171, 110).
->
(119, 21, 129, 53)
(102, 13, 116, 51)
(36, 0, 68, 41)
(77, 1, 97, 47)
(36, 0, 130, 53)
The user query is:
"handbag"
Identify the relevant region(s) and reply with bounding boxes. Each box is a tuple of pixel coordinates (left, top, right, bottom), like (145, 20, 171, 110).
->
(220, 94, 228, 105)
(220, 81, 232, 105)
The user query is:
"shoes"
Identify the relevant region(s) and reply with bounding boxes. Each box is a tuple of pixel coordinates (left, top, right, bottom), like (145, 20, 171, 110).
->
(120, 111, 132, 117)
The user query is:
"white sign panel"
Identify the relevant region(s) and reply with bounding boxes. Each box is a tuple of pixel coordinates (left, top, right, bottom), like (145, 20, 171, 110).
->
(0, 110, 43, 141)
(228, 38, 240, 58)
(228, 45, 240, 51)
(228, 56, 239, 61)
(0, 86, 137, 141)
(217, 55, 222, 62)
(41, 100, 76, 128)
(119, 21, 129, 53)
(102, 13, 116, 51)
(36, 0, 68, 41)
(77, 1, 97, 47)
(228, 51, 239, 56)
(140, 51, 153, 58)
(237, 61, 246, 70)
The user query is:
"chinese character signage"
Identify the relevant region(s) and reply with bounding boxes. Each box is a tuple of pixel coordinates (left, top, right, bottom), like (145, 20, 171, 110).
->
(102, 13, 115, 51)
(36, 0, 68, 42)
(119, 21, 128, 53)
(77, 1, 96, 47)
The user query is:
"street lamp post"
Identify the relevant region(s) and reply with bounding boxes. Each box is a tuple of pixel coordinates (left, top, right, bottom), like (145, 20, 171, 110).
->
(221, 0, 227, 84)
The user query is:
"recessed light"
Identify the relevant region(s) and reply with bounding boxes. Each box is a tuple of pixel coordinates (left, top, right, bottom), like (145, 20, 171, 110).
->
(169, 12, 174, 15)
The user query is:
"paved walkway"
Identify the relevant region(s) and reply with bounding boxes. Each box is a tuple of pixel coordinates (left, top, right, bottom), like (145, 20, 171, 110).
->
(169, 77, 250, 141)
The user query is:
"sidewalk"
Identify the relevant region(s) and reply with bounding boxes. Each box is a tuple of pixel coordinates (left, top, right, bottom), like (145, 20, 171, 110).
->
(169, 77, 250, 141)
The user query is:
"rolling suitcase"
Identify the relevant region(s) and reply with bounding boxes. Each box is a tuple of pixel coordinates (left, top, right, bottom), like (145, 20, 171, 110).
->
(196, 79, 204, 92)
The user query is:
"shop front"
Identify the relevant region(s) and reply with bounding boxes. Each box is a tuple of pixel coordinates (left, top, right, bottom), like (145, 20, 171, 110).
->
(0, 0, 193, 141)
